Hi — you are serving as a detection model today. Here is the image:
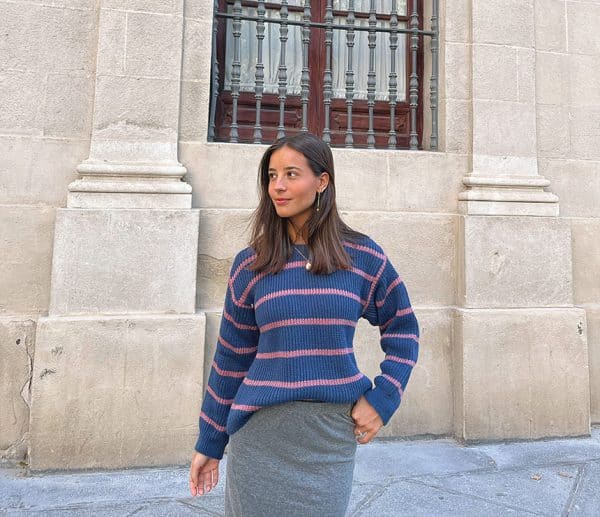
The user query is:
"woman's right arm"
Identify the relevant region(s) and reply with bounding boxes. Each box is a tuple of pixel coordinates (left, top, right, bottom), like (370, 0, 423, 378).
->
(190, 250, 259, 489)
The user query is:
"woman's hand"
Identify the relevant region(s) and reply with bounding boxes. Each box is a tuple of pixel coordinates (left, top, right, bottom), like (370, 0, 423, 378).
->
(189, 452, 220, 496)
(351, 396, 384, 444)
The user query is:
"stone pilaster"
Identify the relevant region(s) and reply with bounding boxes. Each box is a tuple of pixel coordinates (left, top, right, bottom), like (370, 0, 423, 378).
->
(458, 0, 558, 216)
(67, 0, 191, 209)
(29, 0, 205, 470)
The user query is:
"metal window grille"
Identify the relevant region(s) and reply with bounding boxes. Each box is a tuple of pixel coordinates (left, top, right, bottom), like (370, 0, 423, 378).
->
(208, 0, 439, 150)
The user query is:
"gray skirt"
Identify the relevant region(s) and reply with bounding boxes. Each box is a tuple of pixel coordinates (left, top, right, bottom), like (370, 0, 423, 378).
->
(225, 400, 357, 517)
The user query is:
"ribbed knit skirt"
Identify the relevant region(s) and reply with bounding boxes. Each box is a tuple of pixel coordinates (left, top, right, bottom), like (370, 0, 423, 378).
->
(224, 400, 357, 517)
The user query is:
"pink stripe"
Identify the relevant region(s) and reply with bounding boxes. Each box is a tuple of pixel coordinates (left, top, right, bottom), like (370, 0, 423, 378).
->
(232, 404, 261, 412)
(381, 333, 419, 342)
(366, 257, 387, 311)
(260, 318, 357, 333)
(223, 308, 258, 331)
(351, 266, 376, 282)
(256, 347, 354, 359)
(207, 385, 233, 405)
(236, 260, 305, 307)
(244, 372, 364, 389)
(218, 336, 258, 355)
(382, 374, 404, 395)
(376, 277, 404, 308)
(344, 241, 386, 260)
(385, 355, 417, 367)
(254, 288, 365, 309)
(200, 411, 226, 433)
(212, 360, 248, 378)
(230, 254, 256, 284)
(381, 307, 414, 330)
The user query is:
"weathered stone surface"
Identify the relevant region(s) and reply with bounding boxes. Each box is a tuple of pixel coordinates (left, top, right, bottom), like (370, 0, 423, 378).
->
(0, 205, 55, 315)
(460, 216, 572, 308)
(354, 309, 454, 437)
(585, 307, 600, 423)
(343, 212, 457, 307)
(29, 313, 205, 470)
(49, 209, 199, 315)
(472, 0, 534, 48)
(536, 105, 571, 158)
(570, 107, 600, 161)
(534, 0, 567, 53)
(0, 318, 36, 462)
(571, 219, 600, 305)
(567, 1, 600, 56)
(473, 44, 518, 101)
(455, 308, 590, 441)
(536, 51, 569, 105)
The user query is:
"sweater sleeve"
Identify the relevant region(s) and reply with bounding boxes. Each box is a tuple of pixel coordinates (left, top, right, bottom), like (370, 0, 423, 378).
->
(361, 255, 419, 425)
(194, 249, 259, 459)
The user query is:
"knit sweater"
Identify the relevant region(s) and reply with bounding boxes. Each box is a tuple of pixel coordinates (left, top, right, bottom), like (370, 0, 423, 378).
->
(194, 236, 419, 460)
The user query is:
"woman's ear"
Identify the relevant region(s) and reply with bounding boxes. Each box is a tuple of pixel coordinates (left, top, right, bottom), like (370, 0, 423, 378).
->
(319, 172, 330, 191)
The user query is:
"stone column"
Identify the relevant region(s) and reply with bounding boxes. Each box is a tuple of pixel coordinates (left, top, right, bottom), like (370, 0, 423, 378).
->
(29, 1, 205, 470)
(454, 0, 590, 441)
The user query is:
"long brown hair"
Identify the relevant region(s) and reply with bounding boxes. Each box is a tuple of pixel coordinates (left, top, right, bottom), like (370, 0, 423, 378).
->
(248, 133, 366, 275)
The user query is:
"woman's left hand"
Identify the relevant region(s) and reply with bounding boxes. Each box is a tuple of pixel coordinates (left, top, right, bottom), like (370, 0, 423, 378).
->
(350, 396, 384, 444)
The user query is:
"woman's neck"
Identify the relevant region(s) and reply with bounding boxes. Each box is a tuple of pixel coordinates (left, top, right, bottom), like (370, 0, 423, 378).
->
(288, 217, 309, 244)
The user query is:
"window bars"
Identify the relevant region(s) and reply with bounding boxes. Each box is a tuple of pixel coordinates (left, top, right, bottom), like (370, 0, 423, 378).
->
(208, 0, 439, 150)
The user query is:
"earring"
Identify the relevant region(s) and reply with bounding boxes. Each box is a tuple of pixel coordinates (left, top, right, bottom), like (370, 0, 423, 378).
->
(316, 190, 321, 212)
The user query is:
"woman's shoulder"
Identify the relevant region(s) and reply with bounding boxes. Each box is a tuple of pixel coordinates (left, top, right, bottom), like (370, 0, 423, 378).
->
(343, 234, 387, 259)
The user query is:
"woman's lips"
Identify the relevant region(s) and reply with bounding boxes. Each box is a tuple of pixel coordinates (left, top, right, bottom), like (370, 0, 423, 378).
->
(275, 199, 291, 205)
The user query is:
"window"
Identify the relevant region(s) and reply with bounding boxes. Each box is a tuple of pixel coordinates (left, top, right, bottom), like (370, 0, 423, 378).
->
(210, 0, 434, 149)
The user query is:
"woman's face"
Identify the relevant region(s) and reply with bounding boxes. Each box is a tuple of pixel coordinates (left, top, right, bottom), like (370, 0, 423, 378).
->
(267, 145, 329, 226)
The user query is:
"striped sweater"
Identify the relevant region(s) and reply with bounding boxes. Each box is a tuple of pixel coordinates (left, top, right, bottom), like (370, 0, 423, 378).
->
(194, 236, 419, 460)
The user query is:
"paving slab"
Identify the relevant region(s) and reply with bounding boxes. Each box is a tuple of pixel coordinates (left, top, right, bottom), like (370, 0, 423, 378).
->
(352, 438, 495, 484)
(568, 460, 600, 516)
(410, 464, 579, 516)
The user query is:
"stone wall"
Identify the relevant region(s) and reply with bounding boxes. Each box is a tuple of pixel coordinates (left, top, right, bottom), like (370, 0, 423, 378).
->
(0, 0, 598, 469)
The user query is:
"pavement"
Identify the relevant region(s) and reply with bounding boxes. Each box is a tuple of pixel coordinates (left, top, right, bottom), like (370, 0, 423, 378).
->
(2, 427, 600, 516)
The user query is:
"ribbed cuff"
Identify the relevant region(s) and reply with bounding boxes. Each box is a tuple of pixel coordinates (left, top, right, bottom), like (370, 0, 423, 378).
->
(363, 386, 400, 425)
(194, 434, 228, 460)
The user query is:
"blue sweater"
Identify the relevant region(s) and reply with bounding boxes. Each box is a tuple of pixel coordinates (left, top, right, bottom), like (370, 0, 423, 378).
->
(195, 236, 419, 459)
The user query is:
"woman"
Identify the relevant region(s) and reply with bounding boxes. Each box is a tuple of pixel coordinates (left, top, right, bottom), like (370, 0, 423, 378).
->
(189, 133, 419, 516)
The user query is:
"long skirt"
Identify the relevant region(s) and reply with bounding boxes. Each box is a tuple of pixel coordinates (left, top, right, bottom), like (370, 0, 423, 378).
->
(224, 400, 357, 517)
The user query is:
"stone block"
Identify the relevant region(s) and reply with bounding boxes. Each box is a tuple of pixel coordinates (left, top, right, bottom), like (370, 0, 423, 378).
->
(571, 219, 600, 304)
(570, 107, 600, 161)
(102, 0, 183, 14)
(182, 18, 213, 83)
(92, 75, 180, 151)
(536, 105, 571, 158)
(455, 308, 590, 441)
(444, 0, 470, 43)
(0, 317, 36, 462)
(125, 12, 183, 79)
(96, 8, 127, 76)
(567, 2, 600, 56)
(0, 205, 55, 315)
(534, 0, 567, 52)
(29, 313, 205, 470)
(587, 307, 600, 423)
(42, 73, 95, 138)
(179, 80, 211, 142)
(539, 159, 600, 218)
(182, 142, 263, 209)
(354, 309, 453, 437)
(473, 44, 518, 101)
(386, 151, 467, 213)
(536, 52, 570, 105)
(185, 0, 215, 20)
(0, 3, 42, 71)
(443, 99, 471, 155)
(472, 0, 534, 48)
(333, 149, 389, 211)
(459, 216, 573, 308)
(0, 71, 40, 135)
(569, 54, 600, 107)
(342, 212, 457, 307)
(517, 48, 535, 104)
(473, 100, 537, 157)
(444, 42, 471, 100)
(49, 209, 199, 315)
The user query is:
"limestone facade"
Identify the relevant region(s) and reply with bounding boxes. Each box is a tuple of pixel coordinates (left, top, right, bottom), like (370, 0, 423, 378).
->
(1, 0, 598, 469)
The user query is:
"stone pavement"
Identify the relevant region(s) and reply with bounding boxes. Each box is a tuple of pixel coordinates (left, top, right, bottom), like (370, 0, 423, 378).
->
(2, 427, 600, 516)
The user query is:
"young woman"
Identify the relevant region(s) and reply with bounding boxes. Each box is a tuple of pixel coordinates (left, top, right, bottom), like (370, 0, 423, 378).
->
(189, 133, 419, 516)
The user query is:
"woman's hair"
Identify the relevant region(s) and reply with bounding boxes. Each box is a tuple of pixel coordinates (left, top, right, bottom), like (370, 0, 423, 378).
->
(248, 132, 366, 275)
